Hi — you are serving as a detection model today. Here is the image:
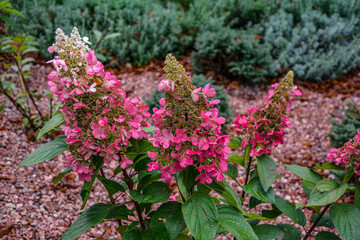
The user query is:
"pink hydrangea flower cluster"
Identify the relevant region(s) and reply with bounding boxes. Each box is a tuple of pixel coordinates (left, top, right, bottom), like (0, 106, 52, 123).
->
(233, 71, 302, 157)
(147, 54, 231, 184)
(327, 131, 360, 180)
(47, 28, 150, 181)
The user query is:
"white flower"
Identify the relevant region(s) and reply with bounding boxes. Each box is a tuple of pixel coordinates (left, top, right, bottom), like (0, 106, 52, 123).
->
(83, 37, 92, 45)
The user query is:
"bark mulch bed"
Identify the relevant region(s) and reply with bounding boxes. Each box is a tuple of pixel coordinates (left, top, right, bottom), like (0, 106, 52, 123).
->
(1, 58, 360, 239)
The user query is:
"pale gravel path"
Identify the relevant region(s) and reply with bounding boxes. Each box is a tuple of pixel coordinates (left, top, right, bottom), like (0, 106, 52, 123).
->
(1, 60, 360, 239)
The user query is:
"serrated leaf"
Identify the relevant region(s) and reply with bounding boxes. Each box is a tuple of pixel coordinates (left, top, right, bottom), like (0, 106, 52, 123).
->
(311, 213, 334, 228)
(275, 196, 306, 226)
(53, 168, 72, 184)
(315, 231, 341, 240)
(284, 164, 322, 183)
(182, 192, 218, 240)
(302, 180, 316, 197)
(317, 179, 339, 192)
(228, 153, 245, 166)
(355, 183, 360, 210)
(242, 177, 275, 204)
(60, 203, 116, 240)
(228, 136, 242, 149)
(97, 175, 126, 195)
(19, 136, 68, 168)
(329, 203, 360, 240)
(205, 180, 244, 213)
(278, 224, 301, 240)
(217, 205, 258, 240)
(224, 162, 238, 180)
(307, 183, 348, 206)
(129, 181, 171, 203)
(312, 163, 345, 171)
(37, 113, 65, 140)
(253, 224, 284, 240)
(152, 201, 186, 239)
(256, 154, 276, 192)
(176, 166, 197, 201)
(106, 205, 134, 220)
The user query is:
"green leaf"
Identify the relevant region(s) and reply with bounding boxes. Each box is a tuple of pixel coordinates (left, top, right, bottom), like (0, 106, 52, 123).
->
(129, 181, 171, 203)
(284, 164, 322, 183)
(228, 153, 245, 166)
(256, 154, 276, 192)
(122, 229, 152, 240)
(253, 224, 284, 240)
(242, 177, 275, 204)
(80, 157, 103, 209)
(104, 33, 121, 41)
(0, 102, 6, 112)
(224, 162, 238, 180)
(343, 164, 355, 182)
(97, 175, 125, 195)
(275, 196, 306, 226)
(261, 205, 282, 219)
(176, 166, 197, 201)
(312, 163, 345, 171)
(311, 213, 334, 228)
(307, 182, 348, 206)
(106, 205, 134, 220)
(217, 205, 258, 240)
(205, 180, 244, 213)
(142, 126, 155, 133)
(53, 168, 72, 184)
(249, 196, 264, 209)
(302, 180, 316, 197)
(152, 201, 186, 239)
(315, 231, 341, 240)
(277, 224, 301, 240)
(317, 179, 339, 192)
(18, 136, 68, 168)
(37, 113, 65, 140)
(355, 183, 360, 210)
(228, 136, 242, 149)
(60, 203, 116, 240)
(134, 156, 151, 171)
(329, 203, 360, 240)
(137, 171, 161, 191)
(182, 192, 217, 240)
(246, 212, 272, 221)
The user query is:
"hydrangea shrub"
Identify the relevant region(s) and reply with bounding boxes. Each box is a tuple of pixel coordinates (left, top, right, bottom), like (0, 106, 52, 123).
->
(19, 28, 360, 240)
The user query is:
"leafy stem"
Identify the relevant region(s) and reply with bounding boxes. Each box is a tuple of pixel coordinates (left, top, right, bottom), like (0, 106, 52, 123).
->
(241, 156, 253, 198)
(122, 168, 146, 229)
(303, 204, 331, 240)
(99, 167, 122, 226)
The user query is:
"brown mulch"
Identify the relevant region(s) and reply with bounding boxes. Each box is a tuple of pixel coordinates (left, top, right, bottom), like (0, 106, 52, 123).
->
(1, 58, 360, 239)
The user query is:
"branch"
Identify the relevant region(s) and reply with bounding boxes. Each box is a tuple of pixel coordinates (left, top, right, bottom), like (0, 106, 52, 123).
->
(122, 168, 146, 229)
(303, 204, 331, 240)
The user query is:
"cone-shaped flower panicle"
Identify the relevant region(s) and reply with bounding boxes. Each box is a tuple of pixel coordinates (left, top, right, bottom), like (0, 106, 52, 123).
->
(233, 71, 302, 157)
(47, 27, 150, 181)
(147, 54, 231, 184)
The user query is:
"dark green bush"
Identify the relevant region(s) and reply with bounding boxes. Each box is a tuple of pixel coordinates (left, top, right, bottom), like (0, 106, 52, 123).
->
(11, 0, 194, 65)
(146, 74, 233, 130)
(191, 0, 360, 83)
(11, 0, 360, 82)
(329, 101, 360, 148)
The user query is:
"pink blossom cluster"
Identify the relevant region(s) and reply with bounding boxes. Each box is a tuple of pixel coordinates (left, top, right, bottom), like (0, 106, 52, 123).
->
(147, 54, 231, 184)
(327, 131, 360, 180)
(47, 28, 150, 181)
(233, 71, 302, 157)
